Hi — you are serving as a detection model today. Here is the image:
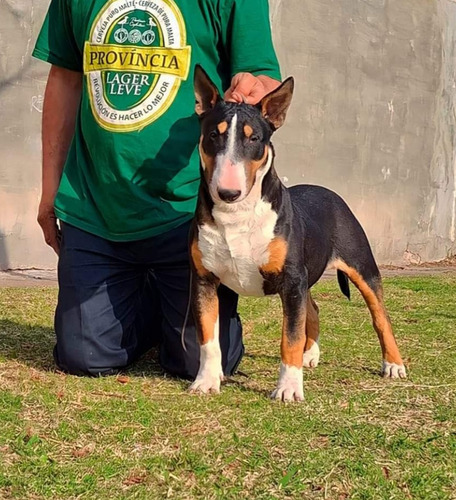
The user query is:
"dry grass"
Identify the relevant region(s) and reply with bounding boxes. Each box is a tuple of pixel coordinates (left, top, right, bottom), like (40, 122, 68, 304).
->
(0, 275, 455, 499)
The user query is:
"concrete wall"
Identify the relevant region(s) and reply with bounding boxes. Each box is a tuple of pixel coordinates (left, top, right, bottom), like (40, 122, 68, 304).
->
(1, 0, 455, 269)
(270, 0, 456, 264)
(0, 0, 51, 269)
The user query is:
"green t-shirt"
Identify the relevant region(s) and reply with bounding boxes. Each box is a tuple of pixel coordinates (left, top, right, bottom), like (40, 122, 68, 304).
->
(33, 0, 281, 241)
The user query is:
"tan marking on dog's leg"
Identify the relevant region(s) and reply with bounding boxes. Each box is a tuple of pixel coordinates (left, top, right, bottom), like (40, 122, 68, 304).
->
(217, 121, 228, 134)
(334, 259, 406, 378)
(189, 283, 223, 394)
(305, 294, 319, 350)
(244, 124, 253, 138)
(281, 328, 307, 368)
(260, 237, 288, 274)
(280, 301, 307, 368)
(199, 295, 218, 345)
(303, 293, 320, 368)
(191, 239, 210, 278)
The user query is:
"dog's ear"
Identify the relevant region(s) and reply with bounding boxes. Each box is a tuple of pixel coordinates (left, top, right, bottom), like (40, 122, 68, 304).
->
(194, 65, 221, 116)
(259, 77, 294, 130)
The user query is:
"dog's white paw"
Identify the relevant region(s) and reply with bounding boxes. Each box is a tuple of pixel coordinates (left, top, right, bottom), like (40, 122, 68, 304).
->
(189, 372, 223, 394)
(382, 361, 407, 379)
(271, 384, 304, 402)
(303, 342, 320, 368)
(190, 337, 223, 394)
(271, 364, 304, 402)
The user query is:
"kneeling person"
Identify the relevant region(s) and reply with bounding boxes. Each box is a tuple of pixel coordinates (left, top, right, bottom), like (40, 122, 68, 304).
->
(32, 0, 281, 377)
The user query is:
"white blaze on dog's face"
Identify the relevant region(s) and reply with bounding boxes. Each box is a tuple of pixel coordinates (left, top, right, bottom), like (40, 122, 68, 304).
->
(212, 113, 244, 201)
(194, 66, 294, 204)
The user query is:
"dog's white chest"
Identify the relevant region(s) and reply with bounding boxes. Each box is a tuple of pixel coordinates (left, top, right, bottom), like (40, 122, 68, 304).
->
(198, 200, 278, 296)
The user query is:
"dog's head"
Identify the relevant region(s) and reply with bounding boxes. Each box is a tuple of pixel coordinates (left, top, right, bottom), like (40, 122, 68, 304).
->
(194, 65, 294, 204)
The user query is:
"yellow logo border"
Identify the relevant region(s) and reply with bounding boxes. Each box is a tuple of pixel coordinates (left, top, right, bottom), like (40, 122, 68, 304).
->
(86, 0, 190, 133)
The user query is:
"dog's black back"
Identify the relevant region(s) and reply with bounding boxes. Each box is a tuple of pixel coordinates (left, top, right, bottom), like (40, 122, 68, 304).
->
(288, 184, 380, 290)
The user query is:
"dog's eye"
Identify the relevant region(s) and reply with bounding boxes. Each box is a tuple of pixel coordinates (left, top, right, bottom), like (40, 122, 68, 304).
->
(209, 131, 218, 140)
(249, 135, 260, 143)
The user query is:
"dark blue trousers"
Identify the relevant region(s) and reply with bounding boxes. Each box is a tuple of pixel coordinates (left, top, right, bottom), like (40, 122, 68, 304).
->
(54, 221, 243, 379)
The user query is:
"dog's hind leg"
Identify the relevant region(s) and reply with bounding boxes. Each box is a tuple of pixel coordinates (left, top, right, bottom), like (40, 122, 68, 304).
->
(333, 258, 406, 378)
(303, 292, 320, 368)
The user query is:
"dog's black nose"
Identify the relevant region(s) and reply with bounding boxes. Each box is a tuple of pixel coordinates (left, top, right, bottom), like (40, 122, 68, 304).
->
(218, 189, 242, 203)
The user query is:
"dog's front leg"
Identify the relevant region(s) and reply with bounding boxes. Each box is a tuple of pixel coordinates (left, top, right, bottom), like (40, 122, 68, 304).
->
(272, 275, 308, 402)
(188, 240, 223, 394)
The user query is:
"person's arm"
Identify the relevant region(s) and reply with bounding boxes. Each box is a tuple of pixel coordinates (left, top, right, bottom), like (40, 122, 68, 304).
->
(38, 66, 82, 254)
(220, 0, 282, 104)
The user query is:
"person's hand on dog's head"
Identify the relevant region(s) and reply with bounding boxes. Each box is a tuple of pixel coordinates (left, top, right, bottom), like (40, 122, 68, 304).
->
(224, 73, 281, 105)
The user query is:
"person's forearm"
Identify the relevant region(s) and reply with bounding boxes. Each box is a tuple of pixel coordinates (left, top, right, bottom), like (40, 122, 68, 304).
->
(41, 66, 82, 204)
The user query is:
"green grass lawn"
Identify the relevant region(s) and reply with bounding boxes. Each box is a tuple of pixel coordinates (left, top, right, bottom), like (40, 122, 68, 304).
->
(0, 274, 455, 499)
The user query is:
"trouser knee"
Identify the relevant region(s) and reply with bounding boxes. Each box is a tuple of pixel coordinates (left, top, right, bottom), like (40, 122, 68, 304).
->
(53, 343, 122, 377)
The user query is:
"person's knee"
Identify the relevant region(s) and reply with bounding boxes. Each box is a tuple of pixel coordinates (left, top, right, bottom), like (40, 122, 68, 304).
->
(53, 343, 121, 377)
(53, 344, 86, 375)
(54, 298, 136, 377)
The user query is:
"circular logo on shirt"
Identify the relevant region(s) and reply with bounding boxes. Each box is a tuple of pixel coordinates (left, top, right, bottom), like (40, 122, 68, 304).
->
(84, 0, 191, 132)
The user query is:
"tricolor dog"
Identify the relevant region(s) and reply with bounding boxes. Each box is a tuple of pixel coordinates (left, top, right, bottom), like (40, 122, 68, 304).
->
(189, 66, 406, 401)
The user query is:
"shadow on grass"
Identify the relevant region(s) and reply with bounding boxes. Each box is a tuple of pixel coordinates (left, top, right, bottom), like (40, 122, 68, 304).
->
(0, 319, 164, 378)
(243, 351, 278, 362)
(0, 316, 387, 396)
(223, 377, 272, 397)
(124, 348, 163, 378)
(0, 319, 55, 371)
(360, 365, 383, 377)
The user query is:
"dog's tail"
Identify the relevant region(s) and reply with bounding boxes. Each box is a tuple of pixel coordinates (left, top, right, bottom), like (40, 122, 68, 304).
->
(337, 270, 351, 300)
